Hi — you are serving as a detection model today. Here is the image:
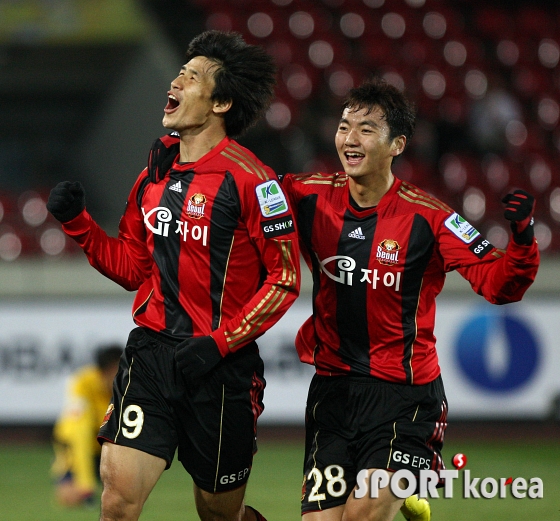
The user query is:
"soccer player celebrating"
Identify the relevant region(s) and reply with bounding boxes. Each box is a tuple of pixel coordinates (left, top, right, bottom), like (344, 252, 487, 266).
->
(281, 77, 539, 521)
(47, 31, 300, 521)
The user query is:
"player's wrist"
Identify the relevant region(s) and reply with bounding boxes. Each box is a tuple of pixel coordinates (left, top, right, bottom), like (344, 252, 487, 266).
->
(211, 331, 230, 357)
(511, 219, 534, 246)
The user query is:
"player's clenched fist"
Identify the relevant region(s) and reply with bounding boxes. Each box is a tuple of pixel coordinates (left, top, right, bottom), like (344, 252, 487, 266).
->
(175, 335, 223, 383)
(502, 189, 535, 245)
(47, 181, 86, 223)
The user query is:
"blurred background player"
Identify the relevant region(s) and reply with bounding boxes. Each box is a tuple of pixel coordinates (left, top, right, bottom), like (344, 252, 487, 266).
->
(282, 77, 539, 521)
(51, 344, 122, 507)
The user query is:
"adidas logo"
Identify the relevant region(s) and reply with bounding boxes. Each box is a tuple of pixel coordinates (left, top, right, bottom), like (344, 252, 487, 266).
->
(348, 227, 366, 240)
(169, 181, 182, 193)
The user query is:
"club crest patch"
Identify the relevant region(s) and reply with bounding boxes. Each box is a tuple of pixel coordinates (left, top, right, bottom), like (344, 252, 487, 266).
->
(377, 239, 400, 265)
(444, 213, 480, 243)
(187, 193, 206, 219)
(255, 180, 288, 217)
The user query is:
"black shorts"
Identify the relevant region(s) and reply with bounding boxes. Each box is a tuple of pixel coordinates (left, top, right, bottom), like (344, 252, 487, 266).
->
(98, 327, 265, 493)
(301, 374, 448, 513)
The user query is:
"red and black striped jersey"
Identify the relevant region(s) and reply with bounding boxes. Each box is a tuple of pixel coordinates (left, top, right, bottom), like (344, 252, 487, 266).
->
(283, 172, 539, 385)
(62, 136, 300, 356)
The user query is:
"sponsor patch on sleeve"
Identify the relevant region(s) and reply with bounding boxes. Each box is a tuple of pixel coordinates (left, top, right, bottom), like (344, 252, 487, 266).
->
(444, 213, 480, 244)
(261, 214, 295, 238)
(469, 237, 494, 259)
(256, 180, 289, 217)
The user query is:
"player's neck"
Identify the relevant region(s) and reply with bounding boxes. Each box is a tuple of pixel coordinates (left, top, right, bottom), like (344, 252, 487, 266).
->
(178, 125, 227, 163)
(348, 171, 394, 208)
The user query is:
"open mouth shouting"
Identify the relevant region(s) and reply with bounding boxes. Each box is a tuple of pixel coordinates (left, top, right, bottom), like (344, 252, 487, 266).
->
(164, 93, 180, 114)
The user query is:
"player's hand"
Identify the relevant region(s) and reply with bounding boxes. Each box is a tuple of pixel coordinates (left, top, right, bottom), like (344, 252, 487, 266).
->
(148, 132, 180, 182)
(175, 335, 223, 383)
(501, 189, 535, 245)
(46, 181, 86, 223)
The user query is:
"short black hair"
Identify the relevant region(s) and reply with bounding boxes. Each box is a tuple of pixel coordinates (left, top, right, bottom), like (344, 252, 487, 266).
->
(342, 77, 416, 144)
(185, 30, 277, 137)
(95, 344, 122, 371)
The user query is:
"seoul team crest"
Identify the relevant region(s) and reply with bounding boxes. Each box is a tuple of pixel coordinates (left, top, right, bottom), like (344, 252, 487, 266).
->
(187, 193, 206, 219)
(376, 239, 400, 265)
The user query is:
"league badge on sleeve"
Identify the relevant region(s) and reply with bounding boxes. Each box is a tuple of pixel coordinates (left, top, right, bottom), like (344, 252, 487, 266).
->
(255, 180, 289, 217)
(444, 213, 480, 243)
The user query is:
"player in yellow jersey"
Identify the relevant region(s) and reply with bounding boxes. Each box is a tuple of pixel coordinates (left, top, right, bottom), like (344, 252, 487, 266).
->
(51, 344, 122, 507)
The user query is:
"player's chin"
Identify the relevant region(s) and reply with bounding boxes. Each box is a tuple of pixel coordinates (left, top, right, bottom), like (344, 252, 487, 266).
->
(162, 113, 179, 130)
(344, 166, 365, 178)
(161, 117, 174, 129)
(340, 159, 362, 176)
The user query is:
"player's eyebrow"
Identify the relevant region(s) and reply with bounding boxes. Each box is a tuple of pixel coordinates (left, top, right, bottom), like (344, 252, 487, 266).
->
(339, 117, 380, 128)
(358, 119, 380, 128)
(180, 65, 201, 77)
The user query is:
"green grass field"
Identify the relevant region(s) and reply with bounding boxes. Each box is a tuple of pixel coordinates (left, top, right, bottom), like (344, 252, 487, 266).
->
(1, 437, 559, 520)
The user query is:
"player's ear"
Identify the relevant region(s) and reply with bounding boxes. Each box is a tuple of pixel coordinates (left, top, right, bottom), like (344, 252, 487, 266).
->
(214, 99, 232, 115)
(390, 135, 406, 157)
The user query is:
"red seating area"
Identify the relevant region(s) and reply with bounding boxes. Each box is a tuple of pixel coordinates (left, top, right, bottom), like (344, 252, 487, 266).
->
(189, 0, 560, 252)
(3, 0, 559, 258)
(0, 191, 81, 261)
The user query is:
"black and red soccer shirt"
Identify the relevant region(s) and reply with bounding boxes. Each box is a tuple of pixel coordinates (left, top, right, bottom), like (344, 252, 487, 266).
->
(283, 172, 539, 385)
(62, 136, 300, 356)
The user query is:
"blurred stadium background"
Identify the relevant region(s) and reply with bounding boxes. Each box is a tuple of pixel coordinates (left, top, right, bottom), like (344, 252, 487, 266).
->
(1, 0, 560, 519)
